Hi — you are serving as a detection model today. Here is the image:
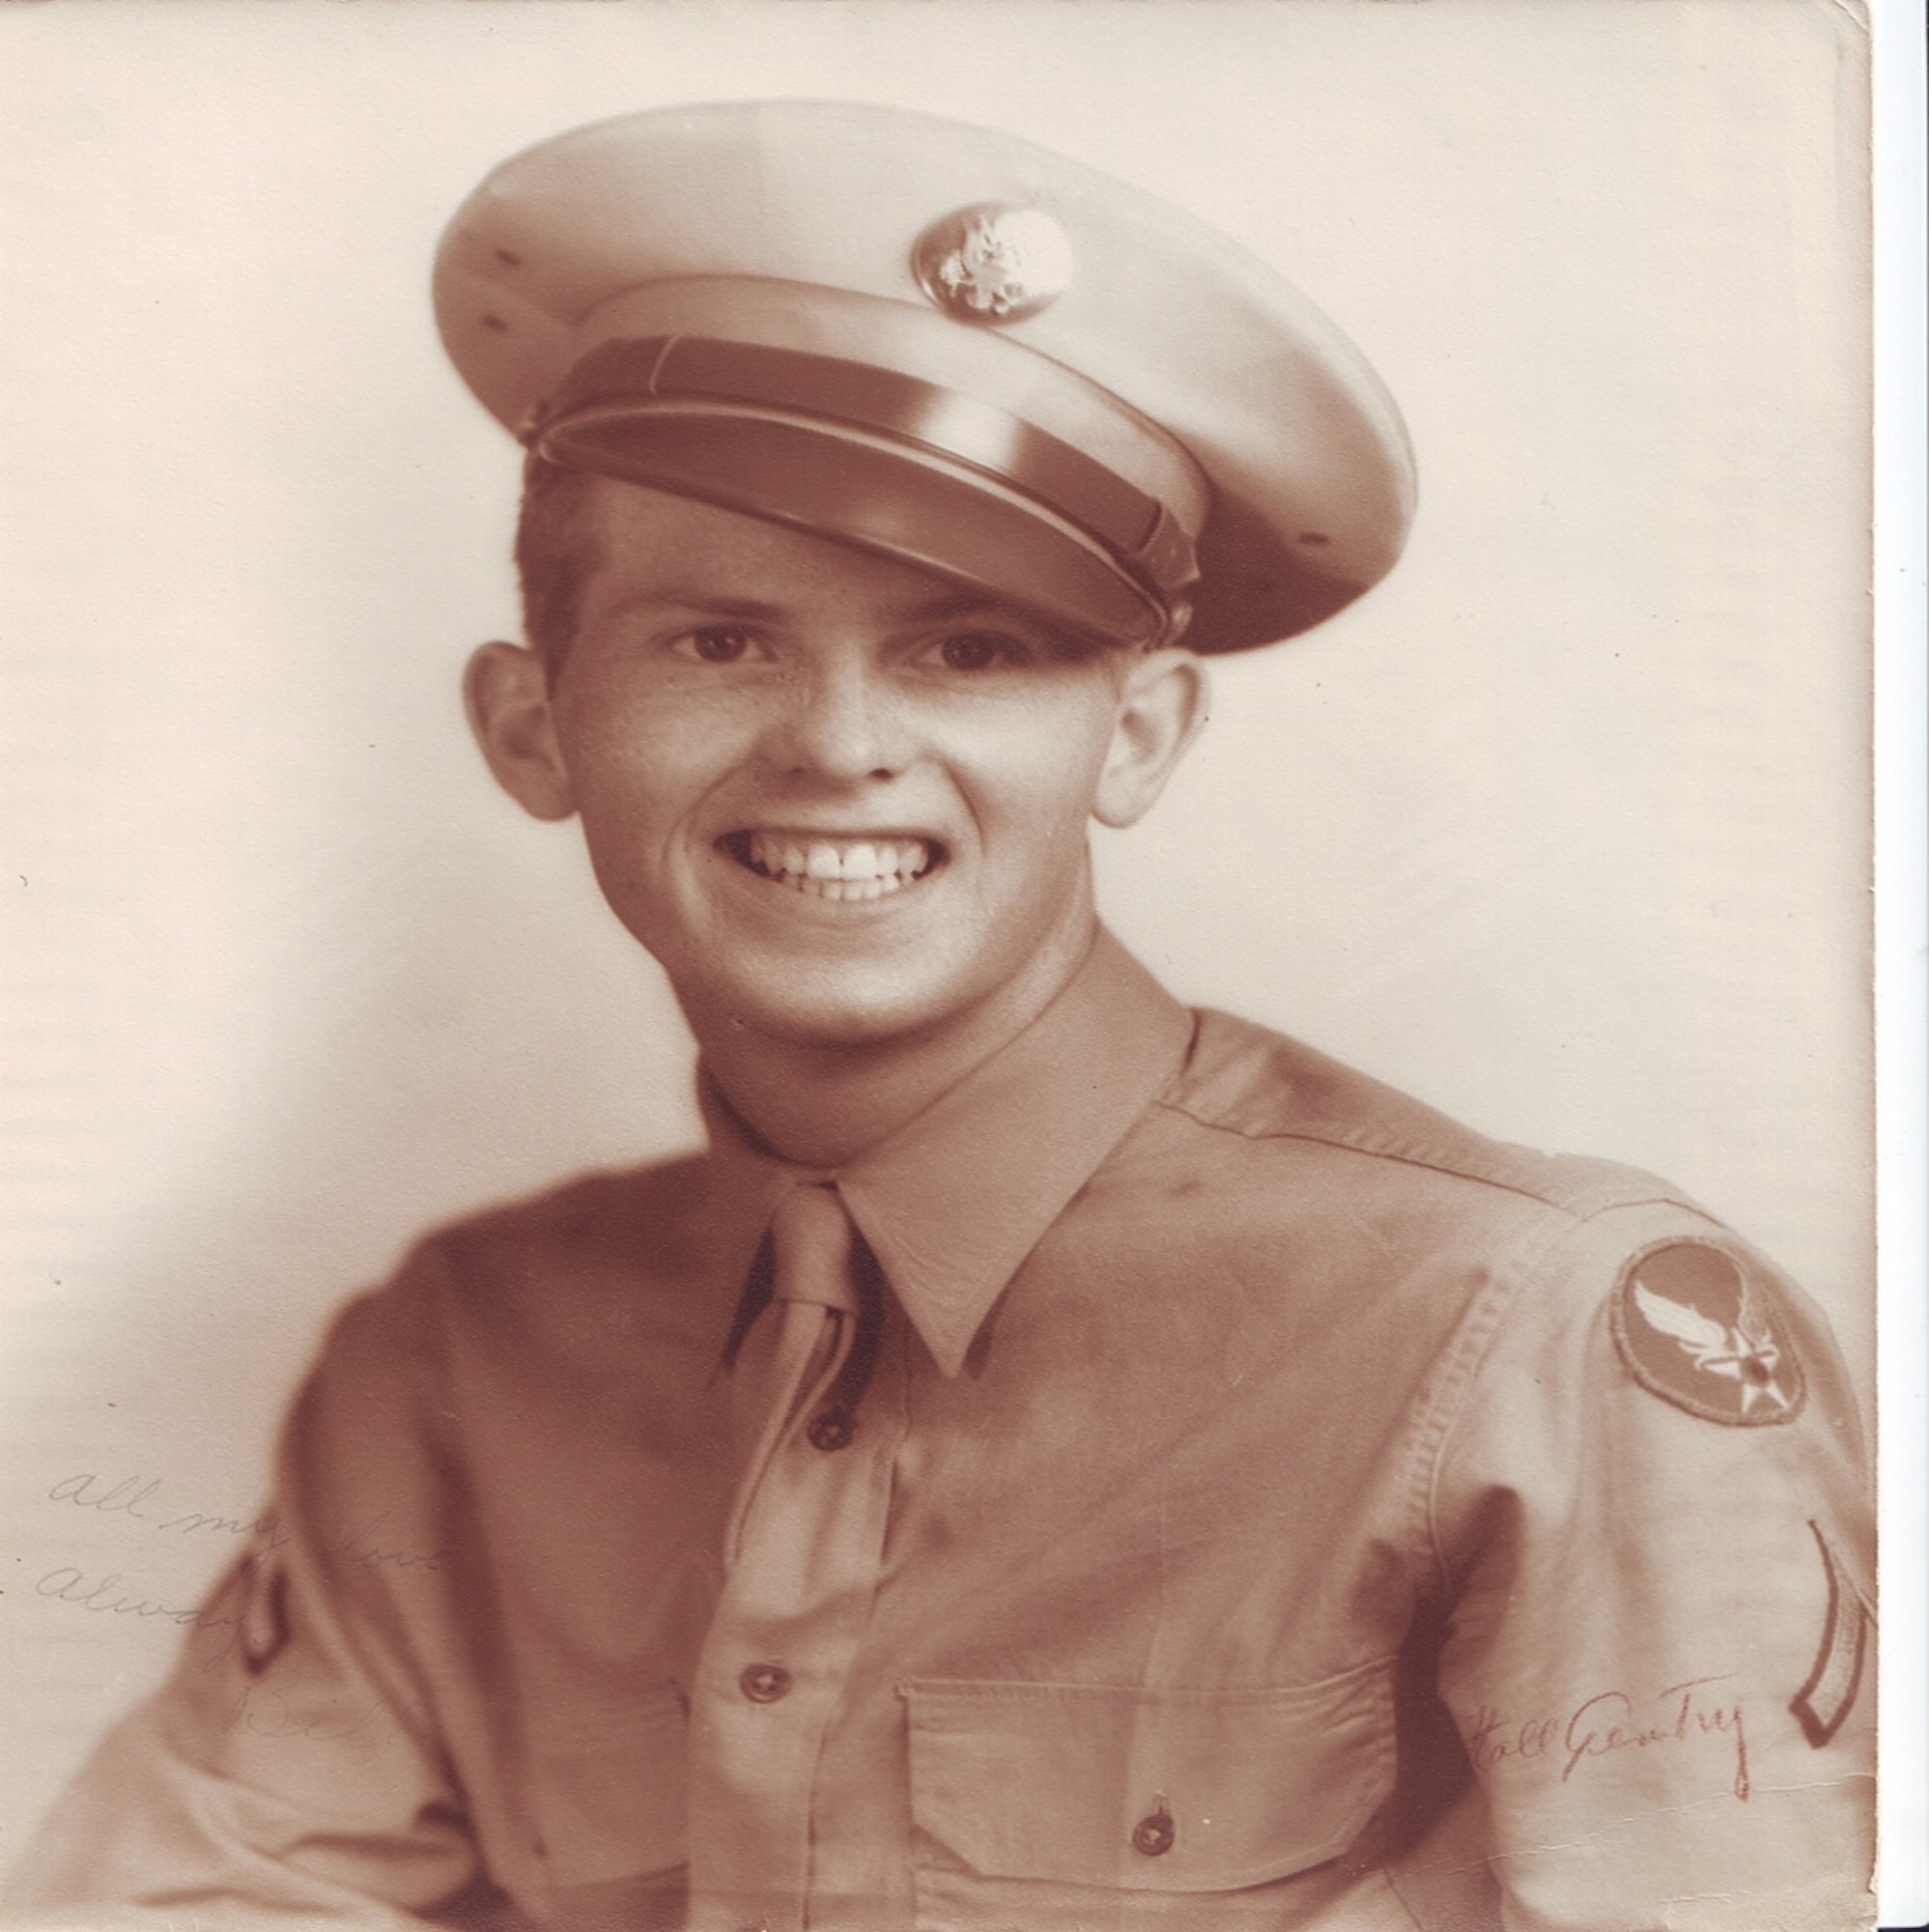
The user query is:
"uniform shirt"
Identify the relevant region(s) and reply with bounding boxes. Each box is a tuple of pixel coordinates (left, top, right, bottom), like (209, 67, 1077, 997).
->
(4, 932, 1874, 1931)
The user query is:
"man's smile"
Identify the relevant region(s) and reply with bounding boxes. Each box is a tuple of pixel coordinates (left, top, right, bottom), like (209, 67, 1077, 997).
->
(720, 831, 944, 901)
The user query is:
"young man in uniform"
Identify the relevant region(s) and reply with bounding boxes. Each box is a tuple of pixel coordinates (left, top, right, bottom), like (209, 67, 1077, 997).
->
(4, 100, 1873, 1932)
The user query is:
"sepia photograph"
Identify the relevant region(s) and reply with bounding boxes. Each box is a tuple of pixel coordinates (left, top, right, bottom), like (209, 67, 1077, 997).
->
(0, 2, 1903, 1926)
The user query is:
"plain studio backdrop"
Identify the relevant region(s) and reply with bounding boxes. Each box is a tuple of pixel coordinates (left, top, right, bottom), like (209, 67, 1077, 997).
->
(0, 0, 1879, 1888)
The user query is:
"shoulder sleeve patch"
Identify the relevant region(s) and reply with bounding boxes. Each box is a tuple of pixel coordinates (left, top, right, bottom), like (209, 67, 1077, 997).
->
(1608, 1238, 1805, 1427)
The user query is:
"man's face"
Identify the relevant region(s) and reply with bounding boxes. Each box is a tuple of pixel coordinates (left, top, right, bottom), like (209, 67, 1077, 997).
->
(476, 483, 1199, 1053)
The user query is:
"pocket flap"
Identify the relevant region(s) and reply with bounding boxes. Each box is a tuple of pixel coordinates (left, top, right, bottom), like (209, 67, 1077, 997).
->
(903, 1661, 1395, 1892)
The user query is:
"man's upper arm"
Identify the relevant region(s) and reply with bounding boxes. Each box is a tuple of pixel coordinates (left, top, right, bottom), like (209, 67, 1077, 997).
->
(3, 1268, 484, 1928)
(1427, 1204, 1875, 1932)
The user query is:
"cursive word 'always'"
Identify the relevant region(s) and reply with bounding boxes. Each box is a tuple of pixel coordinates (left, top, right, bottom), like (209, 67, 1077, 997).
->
(37, 1566, 242, 1634)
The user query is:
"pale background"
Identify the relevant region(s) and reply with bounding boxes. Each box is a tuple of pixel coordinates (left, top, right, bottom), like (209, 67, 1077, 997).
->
(0, 0, 1884, 1893)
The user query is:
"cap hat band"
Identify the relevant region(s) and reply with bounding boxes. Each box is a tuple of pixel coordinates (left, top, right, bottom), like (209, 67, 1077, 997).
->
(528, 334, 1201, 644)
(570, 277, 1210, 526)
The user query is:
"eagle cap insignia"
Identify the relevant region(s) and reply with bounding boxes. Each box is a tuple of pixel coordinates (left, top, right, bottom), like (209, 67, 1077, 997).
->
(912, 203, 1074, 325)
(1610, 1239, 1805, 1426)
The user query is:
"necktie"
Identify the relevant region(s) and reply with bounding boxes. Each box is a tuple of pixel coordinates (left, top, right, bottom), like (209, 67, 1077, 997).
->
(689, 1182, 893, 1924)
(723, 1182, 865, 1567)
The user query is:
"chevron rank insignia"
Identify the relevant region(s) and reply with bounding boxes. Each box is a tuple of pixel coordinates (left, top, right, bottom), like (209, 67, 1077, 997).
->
(1610, 1240, 1805, 1426)
(1792, 1520, 1873, 1746)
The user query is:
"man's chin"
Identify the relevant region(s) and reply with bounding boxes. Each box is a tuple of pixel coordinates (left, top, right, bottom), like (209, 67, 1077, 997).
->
(660, 907, 1096, 1063)
(679, 965, 978, 1058)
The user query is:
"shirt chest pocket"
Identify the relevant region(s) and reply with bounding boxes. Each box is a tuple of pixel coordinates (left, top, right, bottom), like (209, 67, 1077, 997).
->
(901, 1660, 1396, 1900)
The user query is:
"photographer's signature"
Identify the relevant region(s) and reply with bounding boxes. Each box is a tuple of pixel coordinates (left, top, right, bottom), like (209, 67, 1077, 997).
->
(1464, 1674, 1748, 1801)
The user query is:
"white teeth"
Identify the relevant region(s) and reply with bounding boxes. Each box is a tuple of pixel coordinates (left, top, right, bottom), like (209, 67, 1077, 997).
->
(739, 832, 935, 898)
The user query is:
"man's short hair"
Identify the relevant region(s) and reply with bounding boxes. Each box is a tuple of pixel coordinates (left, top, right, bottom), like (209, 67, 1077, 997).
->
(515, 454, 602, 671)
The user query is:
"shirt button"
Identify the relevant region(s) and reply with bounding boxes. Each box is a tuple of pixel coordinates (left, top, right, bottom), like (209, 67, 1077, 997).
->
(739, 1662, 792, 1704)
(1131, 1809, 1176, 1858)
(807, 1406, 857, 1451)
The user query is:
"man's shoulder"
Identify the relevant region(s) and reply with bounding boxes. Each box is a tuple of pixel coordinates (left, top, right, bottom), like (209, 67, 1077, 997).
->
(1156, 1007, 1694, 1226)
(1135, 1009, 1790, 1405)
(321, 1151, 724, 1369)
(423, 1151, 718, 1270)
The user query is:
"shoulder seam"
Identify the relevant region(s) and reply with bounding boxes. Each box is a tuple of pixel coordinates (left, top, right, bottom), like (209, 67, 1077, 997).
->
(1148, 1092, 1683, 1221)
(1415, 1194, 1739, 1592)
(1411, 1203, 1597, 1593)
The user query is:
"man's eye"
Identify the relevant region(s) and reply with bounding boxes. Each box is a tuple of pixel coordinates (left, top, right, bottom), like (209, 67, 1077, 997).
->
(672, 627, 760, 664)
(931, 631, 1030, 672)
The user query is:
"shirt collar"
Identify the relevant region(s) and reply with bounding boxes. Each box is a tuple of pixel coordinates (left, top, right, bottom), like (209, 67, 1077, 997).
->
(695, 928, 1193, 1378)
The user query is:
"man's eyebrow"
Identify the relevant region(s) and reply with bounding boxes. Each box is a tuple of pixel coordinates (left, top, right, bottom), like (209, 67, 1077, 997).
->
(604, 590, 791, 623)
(894, 590, 1023, 623)
(894, 588, 1112, 658)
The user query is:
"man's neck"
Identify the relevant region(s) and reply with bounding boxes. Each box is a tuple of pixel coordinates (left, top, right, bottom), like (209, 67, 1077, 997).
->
(691, 923, 1100, 1170)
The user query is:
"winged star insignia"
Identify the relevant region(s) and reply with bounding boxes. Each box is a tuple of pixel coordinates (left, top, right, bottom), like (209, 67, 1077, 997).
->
(1631, 1279, 1794, 1415)
(1610, 1240, 1805, 1426)
(912, 203, 1073, 325)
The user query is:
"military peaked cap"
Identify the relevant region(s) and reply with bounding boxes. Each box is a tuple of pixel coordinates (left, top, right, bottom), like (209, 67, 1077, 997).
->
(436, 99, 1414, 652)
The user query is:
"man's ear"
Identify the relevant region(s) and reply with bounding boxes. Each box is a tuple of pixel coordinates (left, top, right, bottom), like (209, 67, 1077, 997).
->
(463, 641, 577, 822)
(1092, 647, 1210, 830)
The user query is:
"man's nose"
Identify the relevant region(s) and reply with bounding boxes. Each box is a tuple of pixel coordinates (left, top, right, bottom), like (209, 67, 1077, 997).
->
(768, 653, 907, 782)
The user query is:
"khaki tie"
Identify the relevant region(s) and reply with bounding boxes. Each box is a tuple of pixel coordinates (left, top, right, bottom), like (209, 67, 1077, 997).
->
(689, 1182, 891, 1925)
(724, 1182, 865, 1566)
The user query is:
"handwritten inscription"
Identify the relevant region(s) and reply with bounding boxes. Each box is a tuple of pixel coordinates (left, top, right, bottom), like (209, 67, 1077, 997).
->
(1466, 1675, 1749, 1802)
(35, 1472, 451, 1664)
(44, 1472, 448, 1572)
(37, 1565, 244, 1631)
(49, 1470, 279, 1542)
(215, 1663, 407, 1747)
(30, 1573, 415, 1746)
